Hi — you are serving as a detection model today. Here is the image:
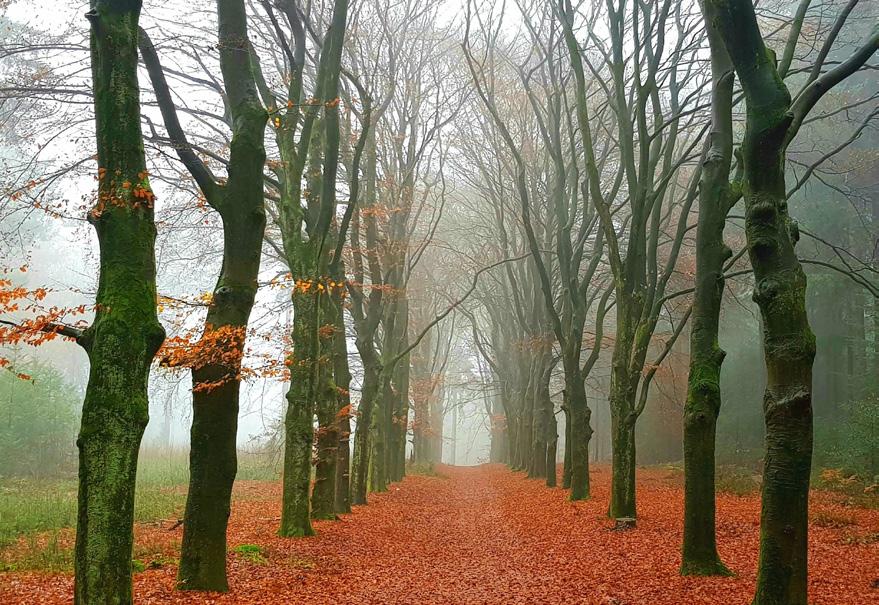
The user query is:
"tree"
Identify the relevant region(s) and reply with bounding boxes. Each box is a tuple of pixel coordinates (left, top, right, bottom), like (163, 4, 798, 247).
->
(702, 0, 878, 602)
(558, 0, 708, 522)
(138, 0, 268, 590)
(76, 1, 166, 602)
(681, 0, 738, 575)
(464, 0, 616, 497)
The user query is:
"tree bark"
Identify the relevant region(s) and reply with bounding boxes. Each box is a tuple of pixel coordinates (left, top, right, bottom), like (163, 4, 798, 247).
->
(701, 0, 871, 600)
(170, 0, 267, 588)
(608, 296, 640, 520)
(682, 3, 734, 576)
(565, 362, 591, 499)
(311, 291, 339, 520)
(280, 290, 318, 537)
(331, 282, 353, 514)
(350, 348, 381, 505)
(77, 2, 165, 602)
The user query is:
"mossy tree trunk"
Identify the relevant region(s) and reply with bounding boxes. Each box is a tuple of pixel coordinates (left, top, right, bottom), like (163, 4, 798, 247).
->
(244, 0, 350, 532)
(77, 2, 165, 602)
(705, 1, 878, 601)
(542, 365, 558, 488)
(311, 283, 340, 521)
(280, 288, 318, 537)
(330, 280, 353, 514)
(607, 291, 642, 521)
(390, 294, 410, 482)
(682, 5, 735, 576)
(738, 87, 814, 605)
(564, 360, 591, 499)
(561, 401, 572, 489)
(350, 347, 381, 504)
(179, 0, 266, 589)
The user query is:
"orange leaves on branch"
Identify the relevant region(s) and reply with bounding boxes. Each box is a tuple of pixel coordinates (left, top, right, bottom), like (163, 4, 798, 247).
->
(90, 169, 156, 220)
(156, 324, 278, 393)
(318, 323, 336, 340)
(157, 324, 246, 373)
(154, 320, 291, 391)
(293, 277, 347, 297)
(0, 279, 86, 346)
(0, 277, 90, 376)
(512, 334, 555, 353)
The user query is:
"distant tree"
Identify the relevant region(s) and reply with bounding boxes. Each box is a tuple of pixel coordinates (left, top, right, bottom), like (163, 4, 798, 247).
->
(559, 0, 707, 522)
(681, 0, 739, 576)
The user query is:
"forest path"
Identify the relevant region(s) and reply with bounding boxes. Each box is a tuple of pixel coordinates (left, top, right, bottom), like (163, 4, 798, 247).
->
(1, 464, 877, 604)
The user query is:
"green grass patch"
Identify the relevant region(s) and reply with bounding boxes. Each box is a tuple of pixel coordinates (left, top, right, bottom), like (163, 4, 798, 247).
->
(715, 465, 760, 496)
(231, 543, 267, 565)
(0, 448, 278, 572)
(405, 462, 446, 478)
(0, 476, 183, 550)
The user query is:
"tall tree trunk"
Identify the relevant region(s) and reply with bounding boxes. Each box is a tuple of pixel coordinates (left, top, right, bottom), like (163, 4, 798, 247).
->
(490, 394, 507, 464)
(280, 291, 318, 537)
(370, 369, 393, 492)
(742, 114, 815, 605)
(562, 401, 572, 489)
(544, 373, 558, 488)
(77, 2, 165, 602)
(177, 3, 266, 589)
(528, 359, 545, 479)
(608, 405, 637, 520)
(681, 7, 734, 576)
(351, 348, 380, 505)
(275, 0, 351, 530)
(331, 285, 352, 514)
(608, 307, 638, 520)
(391, 296, 410, 482)
(311, 292, 339, 520)
(699, 0, 868, 599)
(565, 359, 591, 499)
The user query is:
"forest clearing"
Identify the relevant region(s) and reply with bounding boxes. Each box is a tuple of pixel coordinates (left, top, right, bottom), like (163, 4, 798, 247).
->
(2, 464, 877, 604)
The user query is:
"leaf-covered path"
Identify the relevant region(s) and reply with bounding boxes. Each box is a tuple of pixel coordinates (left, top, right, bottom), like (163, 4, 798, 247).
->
(1, 464, 877, 604)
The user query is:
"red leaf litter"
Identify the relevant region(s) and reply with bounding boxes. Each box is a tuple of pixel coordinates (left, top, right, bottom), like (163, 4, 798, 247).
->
(1, 464, 877, 604)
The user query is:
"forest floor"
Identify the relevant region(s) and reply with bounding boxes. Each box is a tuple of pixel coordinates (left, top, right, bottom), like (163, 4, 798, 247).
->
(0, 463, 877, 604)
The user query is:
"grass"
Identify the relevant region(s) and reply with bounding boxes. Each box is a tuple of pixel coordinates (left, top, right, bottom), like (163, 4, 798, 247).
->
(715, 465, 760, 496)
(231, 543, 268, 565)
(0, 448, 279, 571)
(811, 509, 856, 529)
(405, 461, 447, 478)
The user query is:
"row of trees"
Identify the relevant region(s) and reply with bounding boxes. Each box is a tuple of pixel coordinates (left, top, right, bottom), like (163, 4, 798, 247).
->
(2, 0, 463, 601)
(454, 2, 877, 605)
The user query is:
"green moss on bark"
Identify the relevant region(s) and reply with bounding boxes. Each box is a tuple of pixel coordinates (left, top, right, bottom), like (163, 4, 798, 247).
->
(77, 2, 165, 603)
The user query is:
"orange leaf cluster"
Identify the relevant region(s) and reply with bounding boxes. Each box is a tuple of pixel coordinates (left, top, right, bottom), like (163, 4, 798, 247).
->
(0, 278, 90, 374)
(157, 325, 246, 379)
(293, 278, 347, 296)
